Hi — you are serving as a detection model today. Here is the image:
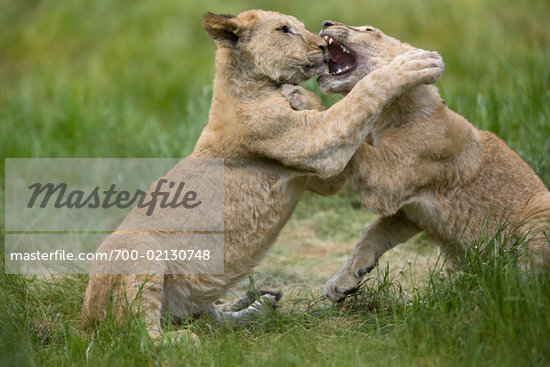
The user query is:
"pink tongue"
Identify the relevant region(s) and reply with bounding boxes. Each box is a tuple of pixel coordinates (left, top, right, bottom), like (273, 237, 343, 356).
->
(328, 43, 355, 73)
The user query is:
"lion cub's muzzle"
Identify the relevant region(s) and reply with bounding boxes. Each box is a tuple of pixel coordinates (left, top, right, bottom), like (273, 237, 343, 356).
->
(319, 28, 357, 76)
(301, 35, 329, 76)
(303, 52, 328, 75)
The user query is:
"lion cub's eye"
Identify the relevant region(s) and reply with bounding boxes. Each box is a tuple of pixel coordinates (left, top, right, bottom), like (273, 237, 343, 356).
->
(279, 25, 290, 34)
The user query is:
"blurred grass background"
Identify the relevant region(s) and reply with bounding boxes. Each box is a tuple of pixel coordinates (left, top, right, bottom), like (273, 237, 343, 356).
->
(2, 0, 549, 231)
(1, 0, 550, 365)
(1, 0, 549, 168)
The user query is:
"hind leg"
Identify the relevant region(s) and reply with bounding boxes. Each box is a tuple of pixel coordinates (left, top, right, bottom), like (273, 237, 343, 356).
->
(521, 231, 550, 269)
(82, 272, 166, 338)
(518, 191, 550, 268)
(436, 242, 462, 275)
(159, 289, 281, 344)
(114, 273, 166, 339)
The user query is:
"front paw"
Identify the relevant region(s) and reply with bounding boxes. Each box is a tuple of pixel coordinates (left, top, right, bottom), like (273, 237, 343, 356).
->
(324, 270, 362, 303)
(280, 84, 325, 111)
(390, 49, 444, 87)
(324, 263, 377, 302)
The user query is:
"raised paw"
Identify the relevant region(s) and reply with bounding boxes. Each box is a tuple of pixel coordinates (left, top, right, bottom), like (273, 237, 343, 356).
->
(389, 49, 445, 87)
(280, 84, 326, 111)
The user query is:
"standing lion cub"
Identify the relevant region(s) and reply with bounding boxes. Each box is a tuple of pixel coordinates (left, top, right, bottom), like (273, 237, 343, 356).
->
(81, 11, 444, 339)
(285, 21, 550, 302)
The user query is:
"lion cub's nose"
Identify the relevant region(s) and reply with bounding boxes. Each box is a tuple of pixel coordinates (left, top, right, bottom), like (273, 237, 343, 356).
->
(310, 34, 327, 54)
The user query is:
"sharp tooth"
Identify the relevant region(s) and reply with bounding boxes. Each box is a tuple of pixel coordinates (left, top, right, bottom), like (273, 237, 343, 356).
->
(328, 38, 333, 44)
(337, 67, 342, 73)
(323, 35, 329, 42)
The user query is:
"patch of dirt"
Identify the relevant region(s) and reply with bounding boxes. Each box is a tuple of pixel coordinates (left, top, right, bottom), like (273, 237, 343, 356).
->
(226, 213, 440, 305)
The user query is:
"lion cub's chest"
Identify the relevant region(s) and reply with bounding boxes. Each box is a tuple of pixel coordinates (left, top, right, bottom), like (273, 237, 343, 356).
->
(223, 161, 308, 237)
(401, 196, 449, 239)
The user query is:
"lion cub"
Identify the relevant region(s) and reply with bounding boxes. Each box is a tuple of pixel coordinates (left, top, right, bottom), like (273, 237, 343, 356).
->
(82, 11, 444, 338)
(286, 21, 550, 302)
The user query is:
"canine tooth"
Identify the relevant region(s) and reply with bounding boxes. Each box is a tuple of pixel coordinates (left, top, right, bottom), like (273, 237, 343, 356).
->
(337, 67, 342, 73)
(328, 38, 333, 44)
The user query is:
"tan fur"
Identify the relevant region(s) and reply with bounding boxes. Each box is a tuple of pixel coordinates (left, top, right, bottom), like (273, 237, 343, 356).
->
(284, 21, 550, 302)
(81, 10, 444, 337)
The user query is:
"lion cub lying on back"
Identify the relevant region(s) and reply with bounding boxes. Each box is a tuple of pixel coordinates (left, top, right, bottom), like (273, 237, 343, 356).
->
(286, 21, 550, 302)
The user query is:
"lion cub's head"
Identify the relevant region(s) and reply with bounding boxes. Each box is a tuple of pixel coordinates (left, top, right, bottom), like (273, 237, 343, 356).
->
(203, 10, 328, 85)
(317, 21, 415, 94)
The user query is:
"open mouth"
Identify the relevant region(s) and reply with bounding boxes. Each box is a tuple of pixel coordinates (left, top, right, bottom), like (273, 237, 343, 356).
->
(322, 34, 357, 75)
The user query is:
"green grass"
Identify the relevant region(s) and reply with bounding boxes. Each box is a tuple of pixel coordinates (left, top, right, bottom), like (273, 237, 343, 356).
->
(1, 0, 550, 365)
(2, 243, 549, 366)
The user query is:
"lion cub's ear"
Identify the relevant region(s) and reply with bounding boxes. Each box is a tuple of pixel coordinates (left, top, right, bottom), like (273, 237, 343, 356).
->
(203, 12, 241, 47)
